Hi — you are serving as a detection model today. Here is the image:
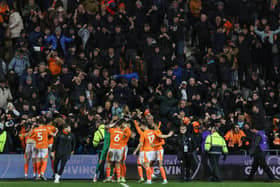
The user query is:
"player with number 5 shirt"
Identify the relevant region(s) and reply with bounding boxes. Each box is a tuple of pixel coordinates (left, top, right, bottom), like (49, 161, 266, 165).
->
(30, 118, 56, 181)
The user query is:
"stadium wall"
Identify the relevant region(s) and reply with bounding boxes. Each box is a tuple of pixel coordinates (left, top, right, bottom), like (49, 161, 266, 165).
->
(0, 155, 280, 180)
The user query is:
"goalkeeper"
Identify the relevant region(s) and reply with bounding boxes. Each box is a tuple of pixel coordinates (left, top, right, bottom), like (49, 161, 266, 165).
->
(93, 120, 117, 182)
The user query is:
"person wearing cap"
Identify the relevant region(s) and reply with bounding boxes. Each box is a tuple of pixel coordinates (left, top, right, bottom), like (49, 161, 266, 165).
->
(204, 126, 228, 182)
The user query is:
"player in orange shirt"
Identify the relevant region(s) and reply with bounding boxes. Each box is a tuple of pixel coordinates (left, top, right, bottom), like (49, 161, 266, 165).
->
(19, 118, 37, 179)
(138, 122, 157, 184)
(45, 121, 58, 173)
(138, 114, 173, 184)
(104, 121, 125, 183)
(133, 120, 146, 183)
(30, 118, 56, 181)
(120, 121, 132, 182)
(151, 121, 169, 184)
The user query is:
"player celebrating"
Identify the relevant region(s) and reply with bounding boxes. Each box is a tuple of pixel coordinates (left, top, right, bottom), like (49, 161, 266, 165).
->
(147, 115, 169, 184)
(30, 118, 56, 181)
(134, 115, 173, 184)
(120, 121, 132, 182)
(45, 118, 59, 173)
(138, 122, 156, 184)
(19, 119, 37, 179)
(104, 121, 124, 183)
(133, 120, 145, 183)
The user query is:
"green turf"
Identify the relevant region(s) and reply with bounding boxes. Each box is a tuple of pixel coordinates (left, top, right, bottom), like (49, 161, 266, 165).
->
(0, 181, 279, 187)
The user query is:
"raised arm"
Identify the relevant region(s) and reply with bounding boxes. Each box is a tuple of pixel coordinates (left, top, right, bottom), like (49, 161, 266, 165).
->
(254, 26, 265, 37)
(272, 27, 280, 35)
(134, 120, 143, 135)
(153, 138, 165, 147)
(156, 131, 174, 139)
(133, 142, 143, 155)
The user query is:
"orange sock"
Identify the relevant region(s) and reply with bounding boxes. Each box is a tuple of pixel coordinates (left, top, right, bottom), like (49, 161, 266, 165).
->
(24, 162, 28, 175)
(33, 162, 37, 176)
(36, 161, 41, 176)
(151, 167, 154, 175)
(106, 167, 110, 178)
(160, 166, 167, 180)
(146, 167, 151, 181)
(116, 167, 121, 179)
(112, 168, 116, 179)
(121, 164, 126, 178)
(40, 161, 47, 175)
(138, 166, 143, 179)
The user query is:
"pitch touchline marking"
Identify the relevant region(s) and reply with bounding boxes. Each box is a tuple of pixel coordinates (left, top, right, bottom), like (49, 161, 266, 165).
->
(120, 182, 130, 187)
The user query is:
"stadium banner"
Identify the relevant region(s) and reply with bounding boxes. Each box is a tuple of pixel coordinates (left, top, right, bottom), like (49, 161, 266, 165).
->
(0, 154, 280, 180)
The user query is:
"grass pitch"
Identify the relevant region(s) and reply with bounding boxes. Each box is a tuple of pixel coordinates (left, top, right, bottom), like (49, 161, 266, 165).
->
(0, 180, 279, 187)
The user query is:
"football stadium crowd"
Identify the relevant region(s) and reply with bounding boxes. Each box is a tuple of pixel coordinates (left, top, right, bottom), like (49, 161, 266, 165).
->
(0, 0, 280, 156)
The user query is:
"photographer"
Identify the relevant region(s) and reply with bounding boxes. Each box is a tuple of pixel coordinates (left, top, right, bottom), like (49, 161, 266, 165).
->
(174, 125, 198, 181)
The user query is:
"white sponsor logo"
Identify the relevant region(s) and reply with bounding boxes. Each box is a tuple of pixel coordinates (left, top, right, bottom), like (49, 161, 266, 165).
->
(244, 156, 280, 179)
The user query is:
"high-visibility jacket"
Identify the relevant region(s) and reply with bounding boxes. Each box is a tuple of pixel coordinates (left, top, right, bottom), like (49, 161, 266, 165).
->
(92, 124, 105, 148)
(205, 132, 228, 154)
(0, 131, 7, 152)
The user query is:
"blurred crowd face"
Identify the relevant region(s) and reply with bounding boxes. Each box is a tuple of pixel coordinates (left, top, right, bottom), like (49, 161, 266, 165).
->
(180, 125, 187, 134)
(252, 106, 259, 114)
(166, 90, 173, 98)
(234, 125, 240, 133)
(146, 115, 154, 126)
(200, 14, 207, 22)
(189, 78, 195, 86)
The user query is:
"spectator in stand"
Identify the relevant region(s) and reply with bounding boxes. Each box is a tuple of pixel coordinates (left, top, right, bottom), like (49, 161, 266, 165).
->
(224, 124, 246, 153)
(47, 50, 64, 76)
(8, 8, 24, 44)
(0, 0, 279, 159)
(8, 49, 30, 77)
(0, 79, 12, 110)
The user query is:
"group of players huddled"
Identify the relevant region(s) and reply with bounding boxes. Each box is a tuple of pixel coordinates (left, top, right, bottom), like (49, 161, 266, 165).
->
(94, 111, 173, 184)
(19, 116, 74, 183)
(19, 109, 173, 184)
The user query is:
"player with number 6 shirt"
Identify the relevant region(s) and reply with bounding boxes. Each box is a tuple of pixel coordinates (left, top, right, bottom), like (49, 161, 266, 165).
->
(104, 120, 124, 183)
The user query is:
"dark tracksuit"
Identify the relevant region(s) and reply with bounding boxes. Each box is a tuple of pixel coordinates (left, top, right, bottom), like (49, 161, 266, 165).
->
(52, 131, 76, 176)
(175, 132, 198, 181)
(248, 131, 275, 181)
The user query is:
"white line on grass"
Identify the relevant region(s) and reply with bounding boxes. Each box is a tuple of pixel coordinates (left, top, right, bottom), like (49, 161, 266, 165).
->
(120, 183, 130, 187)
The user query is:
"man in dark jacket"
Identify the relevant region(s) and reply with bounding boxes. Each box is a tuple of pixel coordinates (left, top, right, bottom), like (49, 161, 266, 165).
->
(248, 129, 276, 182)
(52, 124, 76, 183)
(174, 125, 198, 181)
